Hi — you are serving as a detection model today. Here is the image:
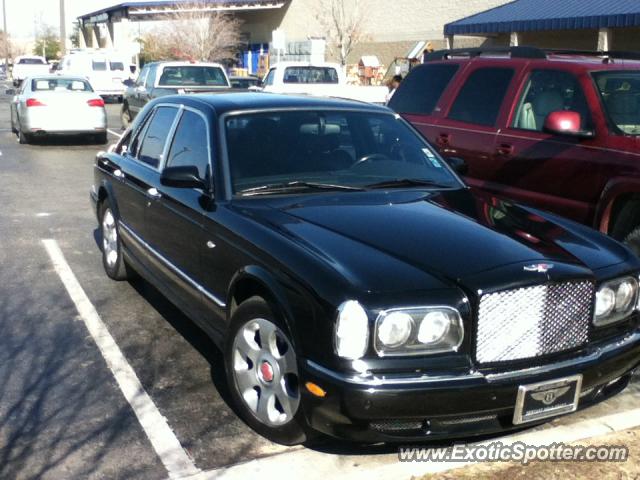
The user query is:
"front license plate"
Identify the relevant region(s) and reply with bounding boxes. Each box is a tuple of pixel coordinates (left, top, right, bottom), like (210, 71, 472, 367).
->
(513, 375, 582, 425)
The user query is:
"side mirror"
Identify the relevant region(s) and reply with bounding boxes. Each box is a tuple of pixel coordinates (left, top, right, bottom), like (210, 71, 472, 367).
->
(446, 156, 468, 175)
(160, 166, 208, 190)
(123, 78, 135, 87)
(543, 111, 594, 138)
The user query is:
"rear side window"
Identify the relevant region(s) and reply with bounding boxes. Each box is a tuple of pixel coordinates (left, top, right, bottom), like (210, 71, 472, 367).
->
(389, 64, 459, 115)
(92, 59, 107, 71)
(137, 107, 178, 168)
(448, 68, 514, 126)
(283, 66, 339, 84)
(166, 110, 211, 180)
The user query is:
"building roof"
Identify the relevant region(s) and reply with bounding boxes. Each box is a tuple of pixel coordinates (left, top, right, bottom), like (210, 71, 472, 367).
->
(445, 0, 640, 35)
(79, 0, 288, 22)
(359, 56, 381, 68)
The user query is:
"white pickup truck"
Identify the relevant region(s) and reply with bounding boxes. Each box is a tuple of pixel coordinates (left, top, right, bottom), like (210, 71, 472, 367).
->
(260, 62, 388, 104)
(12, 56, 50, 86)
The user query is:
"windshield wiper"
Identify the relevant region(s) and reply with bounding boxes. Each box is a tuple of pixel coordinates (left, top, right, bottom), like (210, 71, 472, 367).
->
(365, 178, 454, 189)
(239, 181, 365, 196)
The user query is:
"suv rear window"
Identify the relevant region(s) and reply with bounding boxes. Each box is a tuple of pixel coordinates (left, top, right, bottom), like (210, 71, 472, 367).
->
(18, 58, 45, 65)
(448, 67, 514, 126)
(388, 64, 459, 115)
(283, 66, 339, 84)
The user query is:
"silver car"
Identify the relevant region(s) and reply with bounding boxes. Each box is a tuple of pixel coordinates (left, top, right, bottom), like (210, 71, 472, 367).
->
(10, 75, 108, 145)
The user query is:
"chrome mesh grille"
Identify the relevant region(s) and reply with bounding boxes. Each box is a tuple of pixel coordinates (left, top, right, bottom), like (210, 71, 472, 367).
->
(476, 281, 594, 364)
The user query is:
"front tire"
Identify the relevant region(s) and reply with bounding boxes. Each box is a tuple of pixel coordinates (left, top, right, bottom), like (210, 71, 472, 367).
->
(225, 296, 307, 445)
(99, 200, 131, 281)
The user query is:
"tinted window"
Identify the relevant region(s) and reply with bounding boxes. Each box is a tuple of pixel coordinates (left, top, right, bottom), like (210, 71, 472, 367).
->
(166, 111, 210, 180)
(136, 65, 149, 87)
(18, 57, 45, 65)
(389, 64, 459, 115)
(92, 59, 108, 71)
(137, 107, 178, 168)
(592, 70, 640, 135)
(110, 61, 125, 71)
(283, 66, 339, 84)
(158, 66, 227, 86)
(226, 110, 460, 194)
(448, 68, 514, 126)
(513, 69, 592, 132)
(263, 69, 275, 86)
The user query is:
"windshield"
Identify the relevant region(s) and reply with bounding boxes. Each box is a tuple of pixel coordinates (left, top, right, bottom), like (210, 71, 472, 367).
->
(31, 78, 93, 92)
(158, 66, 227, 86)
(225, 110, 462, 195)
(593, 70, 640, 135)
(283, 66, 339, 84)
(18, 58, 45, 65)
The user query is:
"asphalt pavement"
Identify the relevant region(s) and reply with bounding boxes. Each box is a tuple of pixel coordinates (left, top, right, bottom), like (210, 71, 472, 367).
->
(1, 83, 639, 480)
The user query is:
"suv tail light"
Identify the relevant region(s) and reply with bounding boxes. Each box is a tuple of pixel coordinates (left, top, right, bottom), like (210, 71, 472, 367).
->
(26, 98, 45, 107)
(87, 98, 105, 107)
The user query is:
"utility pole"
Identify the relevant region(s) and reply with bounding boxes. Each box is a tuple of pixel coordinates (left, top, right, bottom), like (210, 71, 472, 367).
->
(59, 0, 66, 56)
(2, 0, 8, 74)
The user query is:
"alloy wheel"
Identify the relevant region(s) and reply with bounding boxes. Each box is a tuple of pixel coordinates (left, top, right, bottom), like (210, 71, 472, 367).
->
(232, 318, 300, 426)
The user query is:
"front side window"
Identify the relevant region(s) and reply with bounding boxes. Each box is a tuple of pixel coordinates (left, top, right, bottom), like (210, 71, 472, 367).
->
(263, 68, 275, 86)
(166, 110, 210, 180)
(137, 107, 178, 168)
(158, 66, 227, 86)
(448, 67, 514, 126)
(136, 65, 149, 87)
(283, 66, 339, 84)
(110, 61, 125, 71)
(92, 59, 108, 71)
(225, 110, 461, 194)
(388, 64, 459, 115)
(145, 66, 157, 90)
(513, 69, 592, 132)
(593, 70, 640, 135)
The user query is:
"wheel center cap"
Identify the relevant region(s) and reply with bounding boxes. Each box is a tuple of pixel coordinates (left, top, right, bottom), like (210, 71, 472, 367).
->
(260, 361, 274, 383)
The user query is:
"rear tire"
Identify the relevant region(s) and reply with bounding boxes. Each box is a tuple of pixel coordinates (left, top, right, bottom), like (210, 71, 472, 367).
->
(99, 200, 132, 281)
(95, 132, 108, 145)
(121, 103, 132, 129)
(224, 296, 308, 446)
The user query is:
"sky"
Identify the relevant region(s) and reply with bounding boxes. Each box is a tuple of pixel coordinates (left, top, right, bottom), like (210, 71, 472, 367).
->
(3, 0, 146, 39)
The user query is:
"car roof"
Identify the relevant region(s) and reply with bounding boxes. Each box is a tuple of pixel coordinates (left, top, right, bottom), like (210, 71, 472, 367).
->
(270, 61, 341, 69)
(26, 74, 89, 81)
(148, 61, 225, 68)
(156, 92, 390, 115)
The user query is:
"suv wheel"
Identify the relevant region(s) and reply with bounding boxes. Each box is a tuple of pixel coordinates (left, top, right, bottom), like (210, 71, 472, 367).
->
(225, 296, 307, 445)
(611, 201, 640, 256)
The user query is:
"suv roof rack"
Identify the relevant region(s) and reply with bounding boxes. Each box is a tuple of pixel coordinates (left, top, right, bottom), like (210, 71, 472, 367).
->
(425, 47, 640, 63)
(425, 46, 547, 61)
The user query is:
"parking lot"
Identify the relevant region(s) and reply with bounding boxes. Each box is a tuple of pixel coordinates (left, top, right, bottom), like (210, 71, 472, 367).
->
(2, 82, 640, 480)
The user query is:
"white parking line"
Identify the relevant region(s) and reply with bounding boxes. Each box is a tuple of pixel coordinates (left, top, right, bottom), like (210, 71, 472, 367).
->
(42, 239, 201, 480)
(107, 129, 123, 138)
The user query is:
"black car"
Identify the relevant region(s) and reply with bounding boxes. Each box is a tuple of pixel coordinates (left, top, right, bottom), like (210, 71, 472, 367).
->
(92, 93, 640, 446)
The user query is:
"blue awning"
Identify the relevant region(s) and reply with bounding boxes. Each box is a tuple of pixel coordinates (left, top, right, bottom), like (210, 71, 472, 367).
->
(445, 0, 640, 36)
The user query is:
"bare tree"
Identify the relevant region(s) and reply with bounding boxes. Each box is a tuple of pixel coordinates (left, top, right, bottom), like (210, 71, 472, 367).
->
(141, 2, 243, 63)
(317, 0, 366, 66)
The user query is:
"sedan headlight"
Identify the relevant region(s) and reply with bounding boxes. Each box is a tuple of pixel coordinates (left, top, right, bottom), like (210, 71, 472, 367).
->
(594, 276, 639, 326)
(374, 307, 463, 356)
(335, 300, 369, 359)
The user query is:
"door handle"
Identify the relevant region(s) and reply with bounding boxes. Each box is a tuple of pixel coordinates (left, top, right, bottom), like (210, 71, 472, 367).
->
(146, 187, 162, 200)
(436, 133, 450, 147)
(496, 143, 514, 156)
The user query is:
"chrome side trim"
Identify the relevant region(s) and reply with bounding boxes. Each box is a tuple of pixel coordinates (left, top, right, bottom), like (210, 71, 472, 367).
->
(119, 221, 226, 308)
(306, 330, 640, 387)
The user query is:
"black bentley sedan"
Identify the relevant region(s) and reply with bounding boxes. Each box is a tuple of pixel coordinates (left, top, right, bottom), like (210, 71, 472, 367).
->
(91, 93, 640, 445)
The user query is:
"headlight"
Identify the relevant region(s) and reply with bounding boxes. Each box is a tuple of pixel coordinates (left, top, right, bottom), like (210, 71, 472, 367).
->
(374, 307, 463, 356)
(594, 276, 638, 326)
(335, 300, 369, 359)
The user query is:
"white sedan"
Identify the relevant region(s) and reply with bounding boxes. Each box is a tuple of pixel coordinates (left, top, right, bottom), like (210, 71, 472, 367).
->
(10, 75, 108, 145)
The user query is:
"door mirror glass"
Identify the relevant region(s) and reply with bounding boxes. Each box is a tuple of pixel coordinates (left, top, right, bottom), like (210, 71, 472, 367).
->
(123, 78, 134, 87)
(160, 165, 207, 190)
(543, 111, 594, 138)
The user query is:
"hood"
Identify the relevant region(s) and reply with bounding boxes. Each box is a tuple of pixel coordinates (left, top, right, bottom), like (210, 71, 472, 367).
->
(238, 188, 631, 291)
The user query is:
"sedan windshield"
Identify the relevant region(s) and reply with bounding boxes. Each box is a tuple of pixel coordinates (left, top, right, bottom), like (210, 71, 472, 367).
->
(226, 110, 462, 195)
(593, 70, 640, 135)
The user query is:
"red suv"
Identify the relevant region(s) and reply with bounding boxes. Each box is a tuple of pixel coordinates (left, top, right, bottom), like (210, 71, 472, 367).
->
(390, 47, 640, 253)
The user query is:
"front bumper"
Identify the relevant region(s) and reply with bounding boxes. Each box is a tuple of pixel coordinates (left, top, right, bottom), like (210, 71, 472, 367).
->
(300, 330, 640, 442)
